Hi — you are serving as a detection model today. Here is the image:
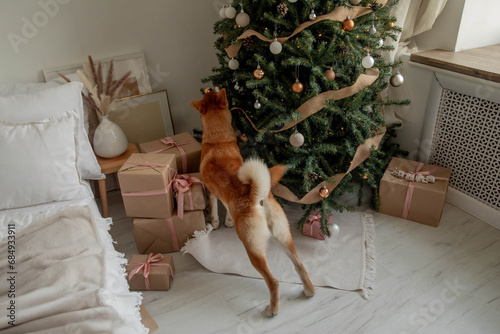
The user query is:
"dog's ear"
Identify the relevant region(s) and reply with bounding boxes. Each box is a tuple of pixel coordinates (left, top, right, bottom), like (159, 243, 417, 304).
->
(190, 100, 206, 114)
(216, 88, 228, 108)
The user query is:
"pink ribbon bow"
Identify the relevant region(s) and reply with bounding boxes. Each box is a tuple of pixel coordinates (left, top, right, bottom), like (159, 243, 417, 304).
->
(389, 163, 449, 219)
(149, 137, 196, 173)
(127, 253, 174, 290)
(172, 174, 204, 220)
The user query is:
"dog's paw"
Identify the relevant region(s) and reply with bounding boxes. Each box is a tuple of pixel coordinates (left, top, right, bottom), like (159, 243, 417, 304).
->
(304, 285, 316, 298)
(211, 217, 220, 229)
(225, 215, 234, 228)
(264, 305, 278, 317)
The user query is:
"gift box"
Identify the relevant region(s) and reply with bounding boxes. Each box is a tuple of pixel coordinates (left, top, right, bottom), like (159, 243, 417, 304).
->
(139, 132, 202, 174)
(133, 210, 206, 254)
(379, 157, 451, 227)
(118, 153, 177, 218)
(139, 304, 159, 333)
(126, 253, 174, 291)
(172, 172, 206, 220)
(302, 211, 331, 240)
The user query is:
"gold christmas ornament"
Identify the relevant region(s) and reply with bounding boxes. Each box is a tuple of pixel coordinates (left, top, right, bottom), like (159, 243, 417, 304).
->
(363, 173, 369, 179)
(325, 68, 336, 80)
(387, 21, 395, 28)
(253, 65, 265, 79)
(342, 16, 354, 31)
(292, 79, 303, 93)
(319, 185, 330, 198)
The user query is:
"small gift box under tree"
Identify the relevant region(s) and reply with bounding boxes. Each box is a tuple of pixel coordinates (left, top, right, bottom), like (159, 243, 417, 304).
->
(379, 157, 451, 227)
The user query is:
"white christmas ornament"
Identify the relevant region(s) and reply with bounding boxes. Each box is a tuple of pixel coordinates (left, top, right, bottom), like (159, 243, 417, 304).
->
(390, 71, 404, 87)
(289, 130, 305, 147)
(219, 6, 227, 18)
(378, 38, 384, 48)
(254, 99, 261, 109)
(309, 9, 316, 20)
(234, 82, 240, 90)
(331, 224, 340, 235)
(270, 38, 282, 54)
(288, 0, 298, 3)
(228, 58, 239, 70)
(225, 6, 237, 19)
(236, 11, 250, 27)
(362, 54, 375, 69)
(369, 24, 377, 35)
(349, 0, 362, 4)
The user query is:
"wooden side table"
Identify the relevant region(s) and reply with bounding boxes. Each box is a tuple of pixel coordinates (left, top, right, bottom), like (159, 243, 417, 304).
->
(96, 143, 139, 217)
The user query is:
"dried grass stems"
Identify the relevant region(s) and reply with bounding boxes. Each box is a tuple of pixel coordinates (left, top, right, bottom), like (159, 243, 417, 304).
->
(59, 55, 131, 117)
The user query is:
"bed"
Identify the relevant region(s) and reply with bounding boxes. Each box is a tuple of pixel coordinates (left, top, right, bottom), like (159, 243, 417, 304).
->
(0, 82, 148, 333)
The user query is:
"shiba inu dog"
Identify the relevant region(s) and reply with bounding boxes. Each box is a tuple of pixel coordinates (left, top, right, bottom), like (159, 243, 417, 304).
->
(190, 89, 315, 316)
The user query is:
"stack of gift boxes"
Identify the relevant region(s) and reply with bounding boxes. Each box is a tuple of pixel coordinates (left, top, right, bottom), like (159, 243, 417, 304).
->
(119, 132, 207, 292)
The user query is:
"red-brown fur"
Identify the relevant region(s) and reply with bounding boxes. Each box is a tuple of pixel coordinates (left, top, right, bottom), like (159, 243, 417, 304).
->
(190, 89, 315, 316)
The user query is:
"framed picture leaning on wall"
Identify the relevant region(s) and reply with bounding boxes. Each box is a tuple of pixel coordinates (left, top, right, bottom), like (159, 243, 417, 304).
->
(43, 52, 152, 96)
(108, 90, 174, 147)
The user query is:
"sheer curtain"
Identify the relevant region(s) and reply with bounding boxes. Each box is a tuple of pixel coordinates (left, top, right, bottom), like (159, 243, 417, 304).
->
(382, 0, 448, 124)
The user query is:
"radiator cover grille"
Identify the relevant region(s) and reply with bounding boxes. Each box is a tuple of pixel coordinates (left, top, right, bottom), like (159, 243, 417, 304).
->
(428, 89, 500, 210)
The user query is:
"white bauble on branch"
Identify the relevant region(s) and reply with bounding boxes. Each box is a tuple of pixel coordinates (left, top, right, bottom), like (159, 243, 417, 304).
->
(254, 99, 261, 109)
(362, 53, 374, 69)
(219, 6, 227, 18)
(377, 38, 384, 48)
(390, 71, 405, 87)
(270, 38, 282, 54)
(228, 58, 239, 70)
(225, 5, 237, 19)
(288, 0, 298, 3)
(236, 11, 250, 27)
(369, 24, 377, 35)
(289, 130, 305, 147)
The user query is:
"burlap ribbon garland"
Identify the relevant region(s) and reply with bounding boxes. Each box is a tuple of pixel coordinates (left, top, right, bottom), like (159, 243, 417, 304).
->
(225, 0, 388, 59)
(232, 68, 385, 204)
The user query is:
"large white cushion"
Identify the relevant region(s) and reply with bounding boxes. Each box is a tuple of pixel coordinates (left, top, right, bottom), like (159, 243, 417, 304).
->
(0, 82, 103, 180)
(0, 110, 93, 210)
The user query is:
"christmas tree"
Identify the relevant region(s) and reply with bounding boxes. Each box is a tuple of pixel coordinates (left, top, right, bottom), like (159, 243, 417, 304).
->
(202, 0, 409, 235)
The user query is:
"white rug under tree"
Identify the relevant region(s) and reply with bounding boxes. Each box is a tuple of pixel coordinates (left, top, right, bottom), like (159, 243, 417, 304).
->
(182, 205, 375, 298)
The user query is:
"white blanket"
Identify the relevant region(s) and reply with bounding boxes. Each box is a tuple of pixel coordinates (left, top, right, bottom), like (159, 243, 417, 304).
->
(183, 208, 376, 298)
(0, 205, 147, 333)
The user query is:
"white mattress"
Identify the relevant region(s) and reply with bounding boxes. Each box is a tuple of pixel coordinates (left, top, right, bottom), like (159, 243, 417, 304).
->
(0, 193, 148, 333)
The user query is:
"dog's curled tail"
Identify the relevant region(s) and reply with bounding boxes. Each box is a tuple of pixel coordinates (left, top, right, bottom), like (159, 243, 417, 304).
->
(238, 158, 272, 202)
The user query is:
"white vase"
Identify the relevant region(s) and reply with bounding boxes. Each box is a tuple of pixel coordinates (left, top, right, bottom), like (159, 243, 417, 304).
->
(93, 116, 128, 158)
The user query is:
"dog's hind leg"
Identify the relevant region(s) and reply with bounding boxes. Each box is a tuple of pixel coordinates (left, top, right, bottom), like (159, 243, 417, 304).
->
(222, 204, 234, 228)
(265, 198, 315, 297)
(208, 193, 220, 229)
(236, 215, 280, 317)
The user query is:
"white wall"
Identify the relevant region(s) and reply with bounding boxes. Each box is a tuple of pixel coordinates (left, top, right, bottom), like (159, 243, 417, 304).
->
(0, 0, 221, 133)
(456, 0, 500, 51)
(415, 0, 500, 52)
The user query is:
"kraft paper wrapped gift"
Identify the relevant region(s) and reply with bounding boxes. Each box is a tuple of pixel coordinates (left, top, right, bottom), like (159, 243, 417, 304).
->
(172, 172, 206, 220)
(139, 132, 202, 174)
(379, 157, 451, 227)
(139, 304, 159, 333)
(133, 210, 206, 254)
(126, 253, 174, 291)
(118, 153, 177, 218)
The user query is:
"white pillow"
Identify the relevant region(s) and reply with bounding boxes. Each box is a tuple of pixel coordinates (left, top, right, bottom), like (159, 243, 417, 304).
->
(0, 82, 103, 180)
(0, 79, 90, 134)
(0, 110, 93, 210)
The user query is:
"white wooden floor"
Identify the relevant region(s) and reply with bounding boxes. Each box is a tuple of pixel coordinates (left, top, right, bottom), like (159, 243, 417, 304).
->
(105, 190, 500, 334)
